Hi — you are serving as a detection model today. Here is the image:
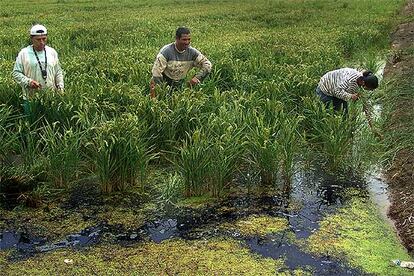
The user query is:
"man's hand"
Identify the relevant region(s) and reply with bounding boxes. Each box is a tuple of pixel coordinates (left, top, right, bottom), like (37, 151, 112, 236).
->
(29, 80, 41, 89)
(350, 93, 359, 101)
(150, 80, 156, 98)
(188, 77, 200, 87)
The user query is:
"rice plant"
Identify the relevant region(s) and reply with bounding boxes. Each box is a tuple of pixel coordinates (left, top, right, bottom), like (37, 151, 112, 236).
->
(245, 114, 281, 186)
(0, 105, 19, 162)
(277, 112, 303, 192)
(303, 97, 363, 175)
(40, 122, 84, 188)
(27, 90, 75, 127)
(86, 114, 157, 193)
(205, 109, 246, 197)
(172, 129, 211, 197)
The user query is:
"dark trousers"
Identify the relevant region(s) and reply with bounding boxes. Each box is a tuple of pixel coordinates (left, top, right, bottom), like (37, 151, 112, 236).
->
(315, 87, 348, 115)
(163, 74, 184, 91)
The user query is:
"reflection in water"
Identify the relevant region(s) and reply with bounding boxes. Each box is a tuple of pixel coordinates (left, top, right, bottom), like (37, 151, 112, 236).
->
(146, 219, 178, 243)
(0, 169, 386, 275)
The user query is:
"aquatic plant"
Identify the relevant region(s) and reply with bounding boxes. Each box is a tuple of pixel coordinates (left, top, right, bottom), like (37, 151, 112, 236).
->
(0, 239, 286, 275)
(40, 122, 84, 188)
(172, 129, 211, 197)
(306, 192, 413, 276)
(245, 114, 281, 186)
(86, 114, 157, 193)
(0, 105, 19, 161)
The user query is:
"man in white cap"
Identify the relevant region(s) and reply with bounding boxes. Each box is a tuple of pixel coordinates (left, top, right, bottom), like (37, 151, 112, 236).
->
(12, 24, 64, 114)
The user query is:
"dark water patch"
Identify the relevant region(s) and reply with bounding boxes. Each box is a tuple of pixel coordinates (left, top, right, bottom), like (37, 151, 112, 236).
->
(63, 181, 103, 209)
(285, 172, 368, 239)
(0, 223, 115, 260)
(245, 234, 366, 275)
(0, 175, 38, 210)
(145, 218, 178, 243)
(36, 224, 104, 253)
(0, 185, 350, 256)
(0, 231, 45, 252)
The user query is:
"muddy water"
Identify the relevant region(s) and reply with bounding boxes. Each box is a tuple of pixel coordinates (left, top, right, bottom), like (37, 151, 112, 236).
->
(241, 171, 367, 275)
(366, 171, 394, 227)
(0, 170, 386, 274)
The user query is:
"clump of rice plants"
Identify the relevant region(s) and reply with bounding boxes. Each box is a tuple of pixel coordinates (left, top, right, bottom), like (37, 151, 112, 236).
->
(277, 112, 303, 192)
(86, 114, 157, 193)
(245, 105, 302, 192)
(205, 110, 245, 197)
(245, 114, 281, 186)
(172, 128, 211, 197)
(40, 122, 84, 188)
(0, 105, 19, 162)
(303, 97, 365, 176)
(27, 91, 75, 127)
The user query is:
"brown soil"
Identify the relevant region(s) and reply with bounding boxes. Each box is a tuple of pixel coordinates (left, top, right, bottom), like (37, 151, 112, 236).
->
(383, 0, 414, 254)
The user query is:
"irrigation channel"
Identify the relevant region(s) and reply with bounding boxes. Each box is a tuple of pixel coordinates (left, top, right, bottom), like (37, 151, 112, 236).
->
(0, 168, 392, 275)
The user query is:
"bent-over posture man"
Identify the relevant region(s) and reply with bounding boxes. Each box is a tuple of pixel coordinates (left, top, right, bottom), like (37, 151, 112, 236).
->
(316, 67, 378, 114)
(316, 67, 380, 135)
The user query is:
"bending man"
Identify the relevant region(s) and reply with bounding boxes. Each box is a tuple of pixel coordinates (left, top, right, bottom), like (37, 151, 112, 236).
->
(316, 67, 378, 114)
(316, 67, 380, 135)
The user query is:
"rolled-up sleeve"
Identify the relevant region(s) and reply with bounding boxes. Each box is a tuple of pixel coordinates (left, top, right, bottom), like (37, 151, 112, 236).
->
(151, 53, 167, 84)
(194, 53, 212, 81)
(333, 81, 353, 101)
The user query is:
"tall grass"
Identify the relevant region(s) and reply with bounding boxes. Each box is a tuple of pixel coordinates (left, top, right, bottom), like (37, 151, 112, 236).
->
(86, 114, 157, 193)
(0, 0, 404, 201)
(0, 105, 19, 161)
(172, 129, 211, 197)
(40, 122, 84, 188)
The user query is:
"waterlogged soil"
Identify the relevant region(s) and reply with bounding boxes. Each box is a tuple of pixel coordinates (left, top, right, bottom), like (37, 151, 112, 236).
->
(1, 170, 411, 275)
(383, 0, 414, 253)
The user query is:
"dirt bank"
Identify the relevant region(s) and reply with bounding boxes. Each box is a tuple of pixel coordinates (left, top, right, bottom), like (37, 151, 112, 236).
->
(383, 0, 414, 253)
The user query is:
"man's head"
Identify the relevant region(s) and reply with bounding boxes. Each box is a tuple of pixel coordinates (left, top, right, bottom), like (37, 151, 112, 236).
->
(175, 27, 191, 52)
(30, 24, 47, 51)
(360, 71, 379, 91)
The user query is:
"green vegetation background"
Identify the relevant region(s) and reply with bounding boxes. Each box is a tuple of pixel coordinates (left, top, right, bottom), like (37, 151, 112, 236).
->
(1, 0, 413, 274)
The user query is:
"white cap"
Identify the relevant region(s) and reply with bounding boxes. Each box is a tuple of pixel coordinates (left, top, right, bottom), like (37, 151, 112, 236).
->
(30, 24, 47, 36)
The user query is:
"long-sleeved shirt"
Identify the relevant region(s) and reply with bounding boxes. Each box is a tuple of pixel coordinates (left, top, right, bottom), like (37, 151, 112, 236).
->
(12, 45, 64, 99)
(318, 68, 362, 101)
(151, 43, 212, 84)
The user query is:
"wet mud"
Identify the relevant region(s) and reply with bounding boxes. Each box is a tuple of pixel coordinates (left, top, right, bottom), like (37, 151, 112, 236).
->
(1, 170, 373, 274)
(382, 0, 414, 252)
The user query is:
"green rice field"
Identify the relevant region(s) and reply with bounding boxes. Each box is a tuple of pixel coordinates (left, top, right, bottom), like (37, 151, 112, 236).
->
(0, 0, 413, 275)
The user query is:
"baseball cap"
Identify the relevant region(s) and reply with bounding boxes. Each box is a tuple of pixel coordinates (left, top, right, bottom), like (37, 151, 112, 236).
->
(30, 24, 47, 36)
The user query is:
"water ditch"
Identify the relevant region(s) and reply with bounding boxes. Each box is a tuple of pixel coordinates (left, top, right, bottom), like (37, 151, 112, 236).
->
(0, 170, 390, 274)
